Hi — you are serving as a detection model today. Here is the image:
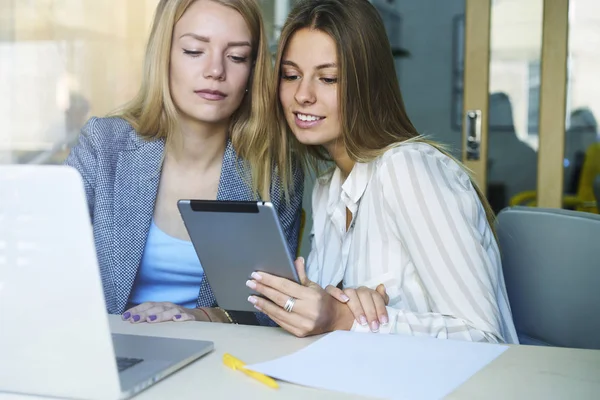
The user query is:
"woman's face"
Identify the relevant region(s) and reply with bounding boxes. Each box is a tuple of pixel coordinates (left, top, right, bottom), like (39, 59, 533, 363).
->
(170, 0, 252, 129)
(279, 28, 341, 149)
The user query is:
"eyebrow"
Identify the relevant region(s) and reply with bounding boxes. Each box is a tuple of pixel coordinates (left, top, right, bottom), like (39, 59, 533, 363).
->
(281, 60, 338, 70)
(179, 33, 251, 48)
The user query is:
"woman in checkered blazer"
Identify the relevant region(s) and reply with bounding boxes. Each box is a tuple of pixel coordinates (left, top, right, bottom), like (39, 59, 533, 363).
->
(65, 0, 303, 326)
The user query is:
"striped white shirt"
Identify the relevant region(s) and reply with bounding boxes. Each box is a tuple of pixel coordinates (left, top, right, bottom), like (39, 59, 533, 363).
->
(306, 142, 519, 343)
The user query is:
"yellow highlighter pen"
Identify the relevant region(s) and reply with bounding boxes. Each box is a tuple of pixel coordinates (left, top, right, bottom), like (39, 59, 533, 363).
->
(223, 353, 279, 389)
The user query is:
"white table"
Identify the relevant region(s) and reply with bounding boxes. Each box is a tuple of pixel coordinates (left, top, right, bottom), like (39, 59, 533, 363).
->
(2, 315, 600, 399)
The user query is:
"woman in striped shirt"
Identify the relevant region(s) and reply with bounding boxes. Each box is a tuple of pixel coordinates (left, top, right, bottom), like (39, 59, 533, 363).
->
(246, 0, 518, 343)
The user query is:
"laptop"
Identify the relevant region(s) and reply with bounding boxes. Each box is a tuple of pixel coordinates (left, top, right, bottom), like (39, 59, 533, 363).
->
(0, 165, 214, 400)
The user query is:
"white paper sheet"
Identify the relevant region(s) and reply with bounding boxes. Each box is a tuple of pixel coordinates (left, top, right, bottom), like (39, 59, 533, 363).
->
(247, 331, 508, 400)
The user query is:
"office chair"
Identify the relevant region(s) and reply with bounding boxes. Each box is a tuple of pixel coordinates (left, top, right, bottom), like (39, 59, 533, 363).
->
(496, 207, 600, 349)
(509, 142, 600, 214)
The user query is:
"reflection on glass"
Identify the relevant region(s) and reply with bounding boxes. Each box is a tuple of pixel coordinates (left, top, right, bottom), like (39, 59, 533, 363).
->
(0, 0, 282, 166)
(565, 0, 600, 214)
(486, 0, 543, 213)
(0, 0, 162, 165)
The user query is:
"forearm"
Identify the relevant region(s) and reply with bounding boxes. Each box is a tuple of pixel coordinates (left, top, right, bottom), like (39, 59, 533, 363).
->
(351, 306, 504, 343)
(331, 301, 357, 332)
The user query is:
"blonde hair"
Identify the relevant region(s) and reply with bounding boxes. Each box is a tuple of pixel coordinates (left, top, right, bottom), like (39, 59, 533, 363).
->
(113, 0, 287, 200)
(275, 0, 497, 229)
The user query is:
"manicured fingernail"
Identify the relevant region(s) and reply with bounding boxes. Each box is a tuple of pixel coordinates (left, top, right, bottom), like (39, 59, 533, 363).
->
(148, 315, 157, 321)
(380, 315, 389, 325)
(298, 256, 305, 265)
(247, 296, 257, 305)
(175, 314, 181, 319)
(133, 315, 140, 322)
(122, 312, 131, 320)
(341, 294, 350, 302)
(253, 305, 262, 311)
(246, 280, 257, 290)
(371, 321, 380, 332)
(251, 272, 262, 280)
(359, 315, 368, 326)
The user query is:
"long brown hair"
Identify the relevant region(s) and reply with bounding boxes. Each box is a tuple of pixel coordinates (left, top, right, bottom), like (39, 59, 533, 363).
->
(274, 0, 497, 228)
(112, 0, 289, 200)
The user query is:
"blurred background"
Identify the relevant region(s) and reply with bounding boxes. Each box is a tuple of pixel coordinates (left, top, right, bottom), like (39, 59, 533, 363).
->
(1, 0, 598, 257)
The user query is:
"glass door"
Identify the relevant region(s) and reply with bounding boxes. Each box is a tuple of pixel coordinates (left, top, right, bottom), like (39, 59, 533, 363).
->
(562, 0, 600, 214)
(461, 0, 492, 193)
(462, 0, 572, 211)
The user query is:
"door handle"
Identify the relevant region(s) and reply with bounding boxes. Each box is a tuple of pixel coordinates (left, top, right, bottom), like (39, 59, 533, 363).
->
(465, 110, 482, 161)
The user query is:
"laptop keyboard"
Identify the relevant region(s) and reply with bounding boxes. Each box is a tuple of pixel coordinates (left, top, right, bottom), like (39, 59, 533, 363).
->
(116, 356, 144, 372)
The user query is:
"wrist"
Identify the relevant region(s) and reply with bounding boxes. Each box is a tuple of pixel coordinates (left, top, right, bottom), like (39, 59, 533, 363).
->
(191, 307, 213, 322)
(331, 301, 355, 331)
(208, 307, 234, 323)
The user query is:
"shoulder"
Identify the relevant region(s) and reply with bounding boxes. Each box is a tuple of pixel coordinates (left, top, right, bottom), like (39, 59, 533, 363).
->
(289, 154, 305, 191)
(374, 141, 472, 192)
(79, 116, 142, 154)
(268, 153, 305, 200)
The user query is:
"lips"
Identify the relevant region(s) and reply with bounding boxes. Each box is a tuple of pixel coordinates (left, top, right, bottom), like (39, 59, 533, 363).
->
(195, 89, 227, 101)
(295, 112, 324, 122)
(293, 112, 325, 129)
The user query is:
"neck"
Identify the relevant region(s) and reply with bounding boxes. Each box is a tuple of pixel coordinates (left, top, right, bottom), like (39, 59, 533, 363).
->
(325, 140, 355, 181)
(167, 119, 228, 170)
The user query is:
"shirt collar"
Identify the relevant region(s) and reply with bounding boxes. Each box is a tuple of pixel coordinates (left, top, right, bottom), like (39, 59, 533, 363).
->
(326, 160, 375, 213)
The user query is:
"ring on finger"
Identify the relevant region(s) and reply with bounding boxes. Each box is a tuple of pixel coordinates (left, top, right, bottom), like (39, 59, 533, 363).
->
(284, 297, 297, 313)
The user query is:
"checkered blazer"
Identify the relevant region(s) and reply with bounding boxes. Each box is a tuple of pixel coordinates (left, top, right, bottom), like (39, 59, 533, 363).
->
(65, 117, 303, 325)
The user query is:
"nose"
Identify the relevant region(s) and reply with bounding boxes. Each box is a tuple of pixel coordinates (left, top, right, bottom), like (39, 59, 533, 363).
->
(203, 54, 225, 81)
(294, 79, 316, 105)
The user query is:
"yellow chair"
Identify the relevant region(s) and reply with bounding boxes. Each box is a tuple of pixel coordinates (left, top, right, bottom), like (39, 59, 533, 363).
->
(575, 143, 600, 214)
(509, 142, 600, 214)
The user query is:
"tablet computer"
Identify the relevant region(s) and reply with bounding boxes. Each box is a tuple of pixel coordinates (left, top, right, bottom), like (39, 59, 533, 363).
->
(177, 200, 300, 313)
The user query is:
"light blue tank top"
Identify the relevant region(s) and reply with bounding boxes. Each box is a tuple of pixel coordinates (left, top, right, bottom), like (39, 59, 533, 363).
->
(129, 219, 204, 308)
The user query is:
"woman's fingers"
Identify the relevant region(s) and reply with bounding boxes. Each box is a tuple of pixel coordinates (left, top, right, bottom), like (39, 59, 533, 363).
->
(247, 279, 292, 309)
(148, 307, 183, 323)
(122, 303, 217, 324)
(132, 304, 169, 323)
(356, 288, 380, 332)
(249, 295, 313, 337)
(122, 302, 156, 322)
(248, 270, 309, 300)
(247, 279, 313, 317)
(342, 288, 368, 327)
(340, 286, 390, 332)
(370, 290, 389, 326)
(173, 312, 195, 322)
(325, 285, 350, 303)
(294, 257, 309, 285)
(122, 302, 181, 324)
(376, 284, 390, 305)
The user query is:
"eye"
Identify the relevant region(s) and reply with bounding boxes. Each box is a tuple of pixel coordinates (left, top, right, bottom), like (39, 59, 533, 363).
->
(321, 77, 338, 84)
(281, 74, 300, 81)
(183, 49, 203, 58)
(229, 55, 248, 63)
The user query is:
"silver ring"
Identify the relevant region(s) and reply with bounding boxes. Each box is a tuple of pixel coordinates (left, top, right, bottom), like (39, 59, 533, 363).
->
(284, 297, 297, 313)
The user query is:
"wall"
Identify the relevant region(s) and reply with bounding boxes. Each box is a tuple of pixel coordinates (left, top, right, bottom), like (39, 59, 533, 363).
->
(394, 0, 465, 154)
